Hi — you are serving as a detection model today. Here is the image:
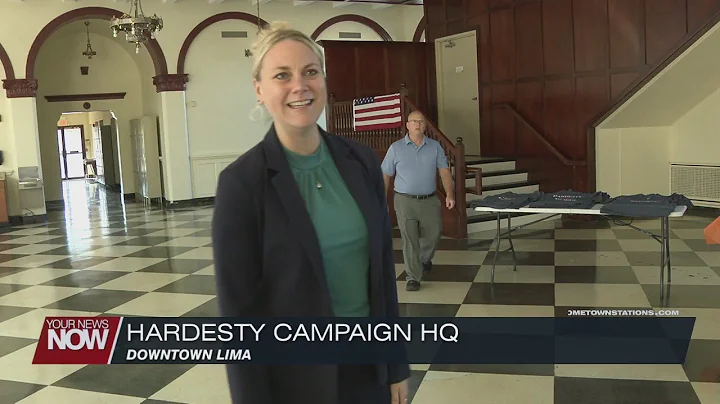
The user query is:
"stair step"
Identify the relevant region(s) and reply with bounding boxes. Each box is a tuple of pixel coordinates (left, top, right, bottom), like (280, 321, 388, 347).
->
(465, 169, 529, 189)
(464, 181, 540, 201)
(456, 157, 555, 235)
(482, 180, 540, 192)
(464, 156, 514, 166)
(464, 169, 528, 179)
(466, 159, 516, 173)
(467, 161, 515, 173)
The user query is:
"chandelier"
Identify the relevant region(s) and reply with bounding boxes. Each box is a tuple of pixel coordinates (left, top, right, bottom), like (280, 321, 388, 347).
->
(110, 0, 163, 54)
(82, 21, 96, 59)
(244, 0, 262, 57)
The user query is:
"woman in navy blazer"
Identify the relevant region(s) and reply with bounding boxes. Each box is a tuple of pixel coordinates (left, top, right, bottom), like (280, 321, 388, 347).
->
(211, 22, 410, 404)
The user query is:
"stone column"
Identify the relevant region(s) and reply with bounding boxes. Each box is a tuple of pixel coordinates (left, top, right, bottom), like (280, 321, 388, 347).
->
(153, 74, 194, 206)
(1, 78, 46, 222)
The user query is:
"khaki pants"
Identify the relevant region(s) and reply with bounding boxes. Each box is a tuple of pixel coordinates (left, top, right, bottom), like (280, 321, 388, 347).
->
(394, 193, 442, 282)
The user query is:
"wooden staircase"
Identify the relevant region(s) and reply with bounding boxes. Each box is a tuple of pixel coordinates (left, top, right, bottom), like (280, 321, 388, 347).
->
(327, 84, 583, 239)
(463, 156, 554, 234)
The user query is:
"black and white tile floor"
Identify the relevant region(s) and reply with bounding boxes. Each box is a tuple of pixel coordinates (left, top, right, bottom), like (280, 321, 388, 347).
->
(0, 179, 719, 403)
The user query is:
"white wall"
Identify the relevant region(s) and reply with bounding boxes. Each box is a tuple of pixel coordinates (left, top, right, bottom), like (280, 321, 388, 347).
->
(672, 86, 720, 166)
(595, 127, 671, 196)
(0, 60, 19, 217)
(596, 84, 720, 199)
(595, 17, 720, 199)
(184, 19, 267, 160)
(402, 6, 424, 41)
(0, 63, 9, 166)
(595, 128, 621, 197)
(181, 5, 423, 199)
(182, 18, 364, 160)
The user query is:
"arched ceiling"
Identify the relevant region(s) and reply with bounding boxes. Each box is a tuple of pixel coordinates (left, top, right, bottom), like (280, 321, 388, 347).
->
(40, 19, 154, 66)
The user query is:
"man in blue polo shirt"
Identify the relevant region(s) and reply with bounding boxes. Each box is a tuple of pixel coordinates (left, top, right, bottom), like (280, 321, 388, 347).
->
(381, 110, 455, 291)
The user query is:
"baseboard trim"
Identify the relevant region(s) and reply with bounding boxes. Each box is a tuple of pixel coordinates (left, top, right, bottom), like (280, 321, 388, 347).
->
(89, 178, 122, 193)
(9, 214, 48, 226)
(46, 199, 65, 211)
(687, 205, 720, 218)
(163, 197, 215, 210)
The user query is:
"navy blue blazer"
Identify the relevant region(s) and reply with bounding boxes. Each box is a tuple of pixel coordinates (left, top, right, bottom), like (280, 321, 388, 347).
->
(211, 124, 410, 404)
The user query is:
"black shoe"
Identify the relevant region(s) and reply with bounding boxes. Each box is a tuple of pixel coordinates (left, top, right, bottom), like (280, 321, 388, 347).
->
(423, 260, 432, 274)
(406, 280, 421, 291)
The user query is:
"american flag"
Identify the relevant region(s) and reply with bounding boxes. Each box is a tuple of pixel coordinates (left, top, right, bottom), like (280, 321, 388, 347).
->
(352, 93, 402, 131)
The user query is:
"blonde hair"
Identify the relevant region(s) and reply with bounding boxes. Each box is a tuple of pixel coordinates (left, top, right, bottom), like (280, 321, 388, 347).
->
(250, 21, 325, 81)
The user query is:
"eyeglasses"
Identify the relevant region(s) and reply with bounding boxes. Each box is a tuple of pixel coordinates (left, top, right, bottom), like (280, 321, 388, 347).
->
(408, 120, 425, 124)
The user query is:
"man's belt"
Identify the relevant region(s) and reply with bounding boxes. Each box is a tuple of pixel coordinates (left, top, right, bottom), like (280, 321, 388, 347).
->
(397, 192, 435, 200)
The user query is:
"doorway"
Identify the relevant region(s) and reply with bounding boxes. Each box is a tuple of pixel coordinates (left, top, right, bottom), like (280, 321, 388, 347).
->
(435, 31, 481, 156)
(57, 125, 87, 180)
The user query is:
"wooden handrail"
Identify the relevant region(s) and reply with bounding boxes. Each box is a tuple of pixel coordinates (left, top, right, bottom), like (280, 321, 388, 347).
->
(492, 103, 586, 166)
(473, 168, 482, 195)
(404, 97, 455, 151)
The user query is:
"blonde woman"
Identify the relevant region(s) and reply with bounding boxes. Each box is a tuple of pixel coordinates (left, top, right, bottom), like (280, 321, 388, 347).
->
(211, 22, 410, 404)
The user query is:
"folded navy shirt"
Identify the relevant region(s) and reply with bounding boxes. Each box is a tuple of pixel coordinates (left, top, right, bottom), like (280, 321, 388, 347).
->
(528, 190, 611, 209)
(599, 193, 693, 217)
(469, 191, 542, 209)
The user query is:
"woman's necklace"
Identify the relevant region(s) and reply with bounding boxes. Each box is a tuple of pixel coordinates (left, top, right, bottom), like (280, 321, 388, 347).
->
(315, 142, 324, 190)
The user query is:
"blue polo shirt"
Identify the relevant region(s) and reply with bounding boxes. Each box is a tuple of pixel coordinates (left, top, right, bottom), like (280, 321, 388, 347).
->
(381, 134, 449, 195)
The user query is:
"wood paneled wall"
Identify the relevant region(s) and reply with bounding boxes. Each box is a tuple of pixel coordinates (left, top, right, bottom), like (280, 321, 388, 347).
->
(319, 40, 433, 119)
(424, 0, 720, 192)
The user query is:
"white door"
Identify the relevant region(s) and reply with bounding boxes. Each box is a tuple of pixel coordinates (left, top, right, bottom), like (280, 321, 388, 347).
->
(435, 31, 481, 156)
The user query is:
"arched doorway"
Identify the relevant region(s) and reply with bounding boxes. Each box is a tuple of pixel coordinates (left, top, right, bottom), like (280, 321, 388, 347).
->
(31, 13, 162, 206)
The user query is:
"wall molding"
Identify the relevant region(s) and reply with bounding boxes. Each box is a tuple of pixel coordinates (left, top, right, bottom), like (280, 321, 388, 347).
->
(44, 92, 127, 102)
(190, 153, 242, 162)
(190, 154, 240, 198)
(413, 16, 426, 42)
(2, 79, 38, 98)
(311, 14, 393, 41)
(0, 42, 13, 80)
(153, 74, 189, 92)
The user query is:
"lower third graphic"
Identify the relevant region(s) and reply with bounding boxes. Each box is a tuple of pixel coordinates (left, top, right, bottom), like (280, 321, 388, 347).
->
(33, 316, 123, 364)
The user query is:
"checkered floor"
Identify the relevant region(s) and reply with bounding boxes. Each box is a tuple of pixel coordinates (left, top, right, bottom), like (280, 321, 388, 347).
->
(0, 179, 719, 403)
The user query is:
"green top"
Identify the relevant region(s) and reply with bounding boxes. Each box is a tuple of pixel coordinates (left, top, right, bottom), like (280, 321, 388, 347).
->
(283, 138, 371, 317)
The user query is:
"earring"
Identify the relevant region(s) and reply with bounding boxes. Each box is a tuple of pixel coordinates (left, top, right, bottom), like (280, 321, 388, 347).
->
(249, 103, 265, 122)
